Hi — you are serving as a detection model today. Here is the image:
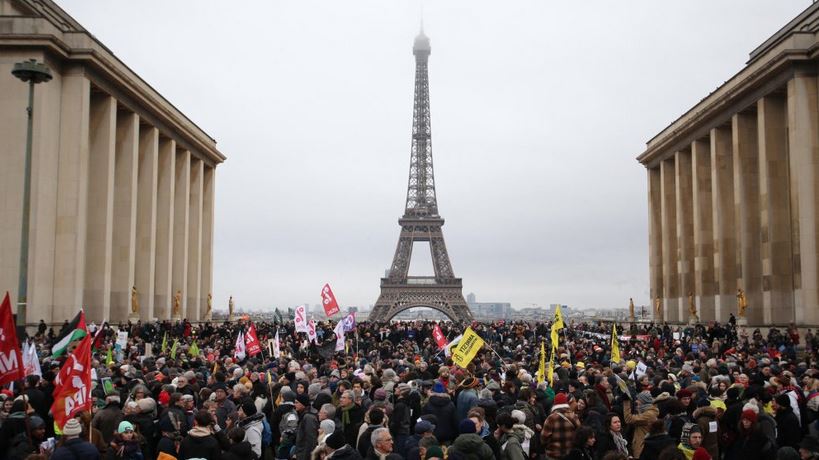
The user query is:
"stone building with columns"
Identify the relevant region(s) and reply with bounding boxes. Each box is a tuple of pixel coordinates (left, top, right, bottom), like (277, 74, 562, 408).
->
(0, 0, 225, 324)
(638, 3, 819, 327)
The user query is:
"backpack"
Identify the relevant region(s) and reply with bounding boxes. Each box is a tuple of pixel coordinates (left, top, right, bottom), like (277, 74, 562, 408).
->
(261, 416, 273, 448)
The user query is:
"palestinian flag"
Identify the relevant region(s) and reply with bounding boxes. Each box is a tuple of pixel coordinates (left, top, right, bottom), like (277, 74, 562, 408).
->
(51, 310, 87, 358)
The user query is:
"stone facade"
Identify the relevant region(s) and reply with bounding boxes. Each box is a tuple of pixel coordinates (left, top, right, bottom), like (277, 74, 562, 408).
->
(638, 3, 819, 326)
(0, 0, 224, 324)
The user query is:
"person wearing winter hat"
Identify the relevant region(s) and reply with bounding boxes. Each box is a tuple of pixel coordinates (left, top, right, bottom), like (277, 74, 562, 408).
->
(238, 397, 265, 458)
(623, 390, 659, 458)
(446, 419, 494, 460)
(455, 377, 480, 424)
(421, 379, 457, 444)
(732, 409, 776, 460)
(677, 423, 703, 460)
(774, 393, 802, 449)
(542, 393, 581, 459)
(295, 392, 319, 460)
(51, 418, 100, 460)
(213, 381, 236, 428)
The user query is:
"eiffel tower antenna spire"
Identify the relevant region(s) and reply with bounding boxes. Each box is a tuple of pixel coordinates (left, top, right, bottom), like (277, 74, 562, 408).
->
(370, 32, 473, 323)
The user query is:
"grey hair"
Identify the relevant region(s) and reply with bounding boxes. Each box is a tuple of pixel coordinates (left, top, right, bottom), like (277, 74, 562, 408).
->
(372, 427, 390, 447)
(342, 390, 355, 400)
(320, 403, 336, 419)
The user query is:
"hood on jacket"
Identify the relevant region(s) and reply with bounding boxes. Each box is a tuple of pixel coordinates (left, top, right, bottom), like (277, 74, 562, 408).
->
(452, 432, 486, 450)
(512, 423, 534, 441)
(693, 405, 716, 420)
(329, 444, 360, 460)
(187, 426, 213, 438)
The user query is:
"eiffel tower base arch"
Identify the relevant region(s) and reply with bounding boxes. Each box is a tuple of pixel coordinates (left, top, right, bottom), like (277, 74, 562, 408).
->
(370, 281, 473, 323)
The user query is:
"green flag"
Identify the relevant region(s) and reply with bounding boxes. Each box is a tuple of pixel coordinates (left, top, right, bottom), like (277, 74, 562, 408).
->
(189, 340, 200, 358)
(161, 332, 167, 353)
(170, 339, 179, 359)
(106, 347, 113, 366)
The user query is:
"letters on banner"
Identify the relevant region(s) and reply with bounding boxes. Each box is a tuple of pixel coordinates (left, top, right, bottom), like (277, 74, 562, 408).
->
(321, 284, 340, 317)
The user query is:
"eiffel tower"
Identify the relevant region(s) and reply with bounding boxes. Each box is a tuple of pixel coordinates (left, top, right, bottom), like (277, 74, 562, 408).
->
(370, 30, 473, 323)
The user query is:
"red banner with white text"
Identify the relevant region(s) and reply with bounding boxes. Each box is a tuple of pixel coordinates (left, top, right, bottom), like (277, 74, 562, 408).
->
(0, 292, 23, 386)
(321, 284, 340, 317)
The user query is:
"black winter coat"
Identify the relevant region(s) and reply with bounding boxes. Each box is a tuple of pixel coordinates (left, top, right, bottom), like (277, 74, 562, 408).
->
(222, 441, 259, 460)
(775, 407, 802, 449)
(178, 429, 221, 460)
(422, 393, 457, 444)
(638, 433, 676, 460)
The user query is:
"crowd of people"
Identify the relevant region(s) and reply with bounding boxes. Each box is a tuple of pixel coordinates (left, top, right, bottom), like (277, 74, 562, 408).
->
(0, 315, 817, 460)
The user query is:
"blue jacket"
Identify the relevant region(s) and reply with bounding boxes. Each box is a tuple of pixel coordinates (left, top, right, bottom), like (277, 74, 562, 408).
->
(456, 388, 479, 422)
(50, 438, 101, 460)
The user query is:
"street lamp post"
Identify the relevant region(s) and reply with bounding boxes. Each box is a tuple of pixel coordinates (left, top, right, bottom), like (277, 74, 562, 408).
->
(11, 59, 52, 326)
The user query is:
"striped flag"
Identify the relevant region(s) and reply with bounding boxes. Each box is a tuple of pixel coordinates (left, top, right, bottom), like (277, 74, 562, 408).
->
(51, 310, 87, 358)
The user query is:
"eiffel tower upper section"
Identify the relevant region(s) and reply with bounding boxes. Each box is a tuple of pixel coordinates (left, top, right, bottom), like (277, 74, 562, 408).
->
(404, 30, 439, 220)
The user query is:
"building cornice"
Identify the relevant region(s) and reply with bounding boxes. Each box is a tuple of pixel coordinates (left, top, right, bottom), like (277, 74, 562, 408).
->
(0, 1, 226, 165)
(637, 3, 819, 168)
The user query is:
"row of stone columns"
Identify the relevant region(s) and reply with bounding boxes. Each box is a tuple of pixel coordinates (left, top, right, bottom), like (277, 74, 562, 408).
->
(648, 72, 819, 326)
(47, 72, 215, 324)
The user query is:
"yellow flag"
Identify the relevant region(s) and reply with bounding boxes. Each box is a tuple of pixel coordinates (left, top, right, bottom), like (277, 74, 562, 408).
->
(451, 327, 485, 368)
(537, 341, 546, 384)
(189, 340, 200, 357)
(547, 343, 556, 385)
(610, 324, 621, 363)
(170, 339, 179, 359)
(212, 361, 218, 375)
(553, 305, 564, 330)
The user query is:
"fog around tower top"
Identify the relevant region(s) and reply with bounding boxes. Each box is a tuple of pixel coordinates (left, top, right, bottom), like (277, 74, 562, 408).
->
(57, 0, 809, 312)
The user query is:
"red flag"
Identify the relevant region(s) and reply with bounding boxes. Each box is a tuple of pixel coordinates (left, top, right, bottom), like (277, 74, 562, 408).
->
(244, 323, 262, 357)
(0, 292, 24, 385)
(320, 284, 340, 317)
(51, 333, 92, 430)
(432, 324, 448, 350)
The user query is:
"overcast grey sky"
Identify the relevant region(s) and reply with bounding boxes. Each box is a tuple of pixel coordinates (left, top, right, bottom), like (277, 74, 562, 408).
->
(60, 0, 810, 313)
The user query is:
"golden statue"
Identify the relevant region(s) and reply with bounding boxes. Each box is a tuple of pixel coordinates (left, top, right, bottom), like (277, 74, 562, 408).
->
(228, 296, 234, 317)
(737, 288, 748, 318)
(206, 293, 212, 317)
(629, 298, 635, 321)
(688, 292, 698, 320)
(654, 296, 662, 317)
(173, 290, 181, 317)
(131, 286, 139, 315)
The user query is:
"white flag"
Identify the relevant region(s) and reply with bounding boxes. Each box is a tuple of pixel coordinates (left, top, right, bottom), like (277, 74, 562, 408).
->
(273, 330, 281, 359)
(444, 334, 463, 358)
(294, 305, 308, 333)
(234, 330, 246, 361)
(306, 320, 318, 345)
(334, 320, 345, 352)
(22, 341, 41, 377)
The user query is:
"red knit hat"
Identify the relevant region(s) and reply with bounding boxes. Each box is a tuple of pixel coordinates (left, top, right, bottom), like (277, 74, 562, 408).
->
(676, 389, 693, 399)
(553, 393, 569, 406)
(693, 448, 711, 460)
(158, 390, 171, 406)
(741, 409, 758, 423)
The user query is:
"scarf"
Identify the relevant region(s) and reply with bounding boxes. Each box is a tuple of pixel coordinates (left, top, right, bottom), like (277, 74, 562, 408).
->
(341, 405, 352, 427)
(611, 430, 628, 456)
